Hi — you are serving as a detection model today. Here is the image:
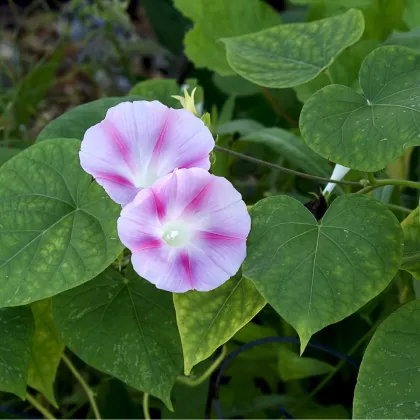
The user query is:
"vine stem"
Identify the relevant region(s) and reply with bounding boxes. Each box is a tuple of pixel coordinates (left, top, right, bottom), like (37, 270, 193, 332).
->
(26, 393, 55, 419)
(143, 393, 151, 420)
(62, 354, 101, 420)
(357, 176, 420, 195)
(214, 146, 361, 186)
(177, 346, 227, 387)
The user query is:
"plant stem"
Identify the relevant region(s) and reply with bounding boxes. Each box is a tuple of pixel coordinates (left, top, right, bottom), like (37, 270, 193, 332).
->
(214, 146, 362, 187)
(26, 393, 55, 420)
(143, 393, 151, 420)
(260, 87, 298, 127)
(62, 354, 101, 420)
(357, 177, 420, 195)
(385, 203, 412, 214)
(177, 346, 227, 387)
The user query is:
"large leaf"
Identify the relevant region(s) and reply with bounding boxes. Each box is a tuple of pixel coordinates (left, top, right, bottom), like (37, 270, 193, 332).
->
(0, 306, 34, 398)
(243, 194, 403, 351)
(52, 267, 183, 408)
(28, 299, 64, 406)
(0, 139, 123, 307)
(300, 46, 420, 172)
(353, 299, 420, 418)
(222, 9, 364, 88)
(240, 128, 331, 177)
(174, 275, 265, 375)
(36, 96, 143, 142)
(174, 0, 281, 75)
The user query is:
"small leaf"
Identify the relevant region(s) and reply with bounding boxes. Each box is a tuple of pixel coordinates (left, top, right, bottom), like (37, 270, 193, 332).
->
(277, 345, 333, 382)
(28, 299, 64, 407)
(240, 128, 331, 177)
(36, 96, 143, 142)
(300, 46, 420, 171)
(52, 267, 183, 408)
(353, 299, 420, 418)
(243, 194, 403, 351)
(213, 74, 260, 97)
(222, 9, 364, 88)
(0, 139, 123, 307)
(174, 0, 281, 75)
(174, 275, 265, 374)
(0, 306, 34, 398)
(217, 119, 265, 136)
(384, 28, 420, 51)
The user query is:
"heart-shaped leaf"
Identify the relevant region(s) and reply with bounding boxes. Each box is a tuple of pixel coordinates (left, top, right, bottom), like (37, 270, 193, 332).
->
(174, 275, 265, 375)
(243, 194, 403, 351)
(300, 46, 420, 171)
(0, 139, 123, 307)
(52, 267, 183, 408)
(0, 306, 34, 398)
(28, 299, 64, 406)
(353, 299, 420, 418)
(36, 96, 143, 142)
(222, 9, 364, 88)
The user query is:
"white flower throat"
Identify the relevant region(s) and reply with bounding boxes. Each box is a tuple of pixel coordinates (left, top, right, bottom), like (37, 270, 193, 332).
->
(162, 220, 193, 247)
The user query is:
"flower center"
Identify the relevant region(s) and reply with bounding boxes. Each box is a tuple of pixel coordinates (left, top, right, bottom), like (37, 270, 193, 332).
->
(135, 171, 159, 189)
(162, 220, 193, 247)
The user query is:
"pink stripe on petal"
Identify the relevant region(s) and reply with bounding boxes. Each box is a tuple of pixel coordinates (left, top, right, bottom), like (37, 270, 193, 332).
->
(151, 189, 166, 221)
(179, 251, 193, 289)
(132, 238, 163, 252)
(197, 231, 245, 241)
(96, 173, 134, 186)
(151, 110, 170, 161)
(178, 155, 210, 169)
(183, 181, 212, 214)
(101, 119, 136, 173)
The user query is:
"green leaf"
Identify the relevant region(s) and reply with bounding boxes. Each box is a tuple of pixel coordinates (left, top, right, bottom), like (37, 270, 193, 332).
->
(300, 46, 420, 172)
(28, 299, 64, 407)
(36, 96, 143, 142)
(213, 74, 260, 97)
(0, 139, 123, 307)
(353, 299, 420, 418)
(404, 0, 420, 30)
(240, 128, 331, 177)
(222, 9, 364, 88)
(174, 0, 281, 75)
(174, 275, 265, 374)
(52, 267, 183, 408)
(401, 208, 420, 278)
(217, 119, 265, 136)
(129, 78, 202, 108)
(384, 28, 420, 51)
(277, 345, 333, 381)
(0, 148, 20, 167)
(0, 306, 34, 398)
(243, 194, 403, 351)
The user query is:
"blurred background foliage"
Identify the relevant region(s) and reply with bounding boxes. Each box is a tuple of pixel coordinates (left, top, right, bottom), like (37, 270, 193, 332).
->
(0, 0, 419, 418)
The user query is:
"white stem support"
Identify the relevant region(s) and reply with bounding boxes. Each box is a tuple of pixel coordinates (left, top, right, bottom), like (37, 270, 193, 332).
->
(323, 164, 351, 196)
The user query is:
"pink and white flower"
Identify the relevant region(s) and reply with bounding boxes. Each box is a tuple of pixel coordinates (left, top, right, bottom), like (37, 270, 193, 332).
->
(117, 168, 250, 292)
(79, 100, 215, 206)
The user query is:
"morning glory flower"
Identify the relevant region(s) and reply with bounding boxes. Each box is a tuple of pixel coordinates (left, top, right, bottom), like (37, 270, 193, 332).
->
(323, 164, 350, 196)
(79, 100, 215, 206)
(117, 167, 250, 292)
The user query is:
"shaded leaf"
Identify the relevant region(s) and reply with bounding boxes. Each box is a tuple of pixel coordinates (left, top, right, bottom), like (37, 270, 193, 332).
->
(401, 208, 420, 278)
(0, 306, 34, 398)
(0, 139, 123, 307)
(243, 194, 403, 351)
(353, 299, 420, 418)
(53, 267, 183, 408)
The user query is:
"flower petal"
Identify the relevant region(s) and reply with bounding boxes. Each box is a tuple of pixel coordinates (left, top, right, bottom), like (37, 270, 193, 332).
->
(80, 101, 214, 206)
(118, 168, 250, 292)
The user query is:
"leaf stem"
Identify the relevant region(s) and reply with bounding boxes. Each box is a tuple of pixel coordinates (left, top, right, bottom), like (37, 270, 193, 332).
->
(214, 146, 362, 186)
(260, 87, 298, 127)
(357, 175, 420, 195)
(385, 203, 412, 214)
(177, 345, 227, 387)
(143, 393, 151, 420)
(26, 392, 55, 419)
(62, 354, 101, 420)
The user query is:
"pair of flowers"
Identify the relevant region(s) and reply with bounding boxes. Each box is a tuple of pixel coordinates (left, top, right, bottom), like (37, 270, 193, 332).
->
(79, 99, 250, 293)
